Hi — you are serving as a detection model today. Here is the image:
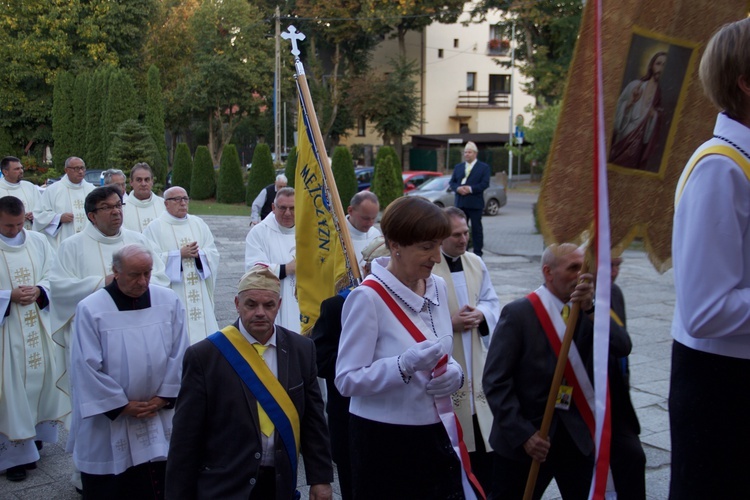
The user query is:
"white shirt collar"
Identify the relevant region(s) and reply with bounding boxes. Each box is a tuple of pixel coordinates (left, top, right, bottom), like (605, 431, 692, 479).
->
(370, 257, 440, 312)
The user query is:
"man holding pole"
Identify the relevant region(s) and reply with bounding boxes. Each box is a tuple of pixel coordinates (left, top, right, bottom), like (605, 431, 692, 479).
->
(482, 243, 597, 499)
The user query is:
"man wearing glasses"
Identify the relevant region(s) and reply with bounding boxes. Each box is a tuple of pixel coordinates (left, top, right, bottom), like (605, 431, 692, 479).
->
(245, 187, 299, 332)
(144, 187, 220, 345)
(34, 157, 96, 249)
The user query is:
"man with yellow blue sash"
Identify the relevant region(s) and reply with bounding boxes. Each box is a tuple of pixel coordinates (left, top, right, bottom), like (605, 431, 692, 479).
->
(166, 265, 333, 500)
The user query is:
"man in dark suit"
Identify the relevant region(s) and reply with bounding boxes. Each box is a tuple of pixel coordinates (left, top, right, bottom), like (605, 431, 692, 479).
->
(449, 141, 491, 257)
(483, 243, 629, 499)
(166, 265, 333, 500)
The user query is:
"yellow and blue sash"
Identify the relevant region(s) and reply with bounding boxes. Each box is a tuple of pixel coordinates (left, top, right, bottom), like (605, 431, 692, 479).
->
(208, 326, 301, 471)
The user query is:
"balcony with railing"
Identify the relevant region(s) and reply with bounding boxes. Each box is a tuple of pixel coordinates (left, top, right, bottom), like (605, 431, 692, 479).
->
(487, 38, 510, 56)
(457, 91, 510, 109)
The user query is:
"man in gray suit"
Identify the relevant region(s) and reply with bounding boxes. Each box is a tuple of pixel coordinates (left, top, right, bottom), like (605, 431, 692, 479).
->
(483, 243, 628, 499)
(166, 265, 333, 500)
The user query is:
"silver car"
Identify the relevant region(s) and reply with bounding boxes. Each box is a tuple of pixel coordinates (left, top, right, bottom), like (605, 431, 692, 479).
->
(406, 175, 507, 216)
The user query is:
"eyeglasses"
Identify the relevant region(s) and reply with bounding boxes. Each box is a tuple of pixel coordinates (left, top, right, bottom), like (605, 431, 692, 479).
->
(93, 203, 124, 212)
(165, 196, 190, 203)
(275, 205, 294, 213)
(66, 166, 86, 172)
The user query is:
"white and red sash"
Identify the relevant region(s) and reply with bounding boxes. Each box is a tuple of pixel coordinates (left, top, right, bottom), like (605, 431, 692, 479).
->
(362, 279, 485, 500)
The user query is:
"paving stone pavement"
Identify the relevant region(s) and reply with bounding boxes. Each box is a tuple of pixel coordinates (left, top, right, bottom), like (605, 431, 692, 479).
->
(0, 192, 674, 499)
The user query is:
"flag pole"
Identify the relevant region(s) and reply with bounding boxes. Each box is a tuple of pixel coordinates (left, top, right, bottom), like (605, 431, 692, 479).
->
(282, 26, 361, 285)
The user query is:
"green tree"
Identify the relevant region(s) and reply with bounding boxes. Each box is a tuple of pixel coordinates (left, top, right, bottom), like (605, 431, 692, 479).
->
(473, 0, 583, 104)
(72, 73, 91, 157)
(175, 0, 273, 166)
(190, 145, 216, 200)
(85, 69, 110, 168)
(217, 144, 245, 204)
(508, 101, 561, 171)
(246, 144, 275, 206)
(171, 143, 193, 193)
(331, 146, 357, 211)
(52, 71, 77, 169)
(372, 146, 402, 209)
(103, 69, 138, 163)
(347, 57, 420, 161)
(145, 65, 168, 184)
(284, 147, 298, 189)
(107, 119, 160, 174)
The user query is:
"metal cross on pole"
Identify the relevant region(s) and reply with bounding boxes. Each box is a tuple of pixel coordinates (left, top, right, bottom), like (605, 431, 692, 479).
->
(281, 25, 306, 58)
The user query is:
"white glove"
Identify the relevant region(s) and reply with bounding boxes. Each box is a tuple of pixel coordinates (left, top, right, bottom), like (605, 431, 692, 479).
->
(426, 362, 463, 397)
(398, 341, 444, 377)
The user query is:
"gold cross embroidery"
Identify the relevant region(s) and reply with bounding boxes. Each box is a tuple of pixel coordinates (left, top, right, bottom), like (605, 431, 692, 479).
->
(24, 310, 37, 327)
(189, 307, 203, 321)
(26, 331, 40, 348)
(28, 352, 42, 369)
(187, 290, 200, 303)
(73, 200, 84, 210)
(14, 267, 31, 285)
(186, 272, 199, 285)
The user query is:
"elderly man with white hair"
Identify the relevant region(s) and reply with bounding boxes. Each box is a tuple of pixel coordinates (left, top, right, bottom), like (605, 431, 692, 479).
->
(143, 186, 220, 345)
(448, 142, 490, 257)
(249, 174, 288, 227)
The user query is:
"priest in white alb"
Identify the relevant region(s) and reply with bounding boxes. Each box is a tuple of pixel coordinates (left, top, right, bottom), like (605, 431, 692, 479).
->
(143, 186, 219, 345)
(0, 156, 42, 230)
(33, 156, 95, 249)
(0, 196, 69, 482)
(68, 244, 188, 497)
(50, 186, 169, 396)
(123, 163, 165, 232)
(346, 191, 381, 274)
(244, 187, 299, 332)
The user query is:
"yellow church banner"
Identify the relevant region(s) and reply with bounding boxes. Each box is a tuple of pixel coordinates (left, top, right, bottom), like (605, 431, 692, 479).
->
(538, 1, 748, 272)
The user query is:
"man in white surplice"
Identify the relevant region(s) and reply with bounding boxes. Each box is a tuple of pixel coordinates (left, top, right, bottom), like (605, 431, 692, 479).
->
(0, 196, 69, 482)
(50, 186, 169, 396)
(346, 191, 381, 274)
(244, 186, 299, 332)
(432, 207, 500, 493)
(143, 186, 219, 345)
(123, 162, 165, 232)
(0, 156, 41, 230)
(33, 156, 96, 249)
(68, 244, 188, 496)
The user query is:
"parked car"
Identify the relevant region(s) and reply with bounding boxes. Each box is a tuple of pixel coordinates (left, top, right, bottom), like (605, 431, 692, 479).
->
(402, 171, 442, 193)
(355, 166, 374, 191)
(85, 169, 104, 186)
(406, 175, 507, 216)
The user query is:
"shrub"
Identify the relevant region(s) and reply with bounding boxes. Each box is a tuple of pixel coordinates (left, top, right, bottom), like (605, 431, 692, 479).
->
(217, 144, 245, 203)
(372, 146, 403, 209)
(171, 143, 193, 193)
(107, 119, 160, 175)
(331, 146, 357, 211)
(190, 145, 216, 200)
(52, 70, 76, 169)
(145, 65, 168, 184)
(283, 146, 298, 189)
(245, 143, 275, 206)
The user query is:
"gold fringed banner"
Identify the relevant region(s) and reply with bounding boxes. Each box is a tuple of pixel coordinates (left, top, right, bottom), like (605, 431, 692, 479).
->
(538, 0, 748, 273)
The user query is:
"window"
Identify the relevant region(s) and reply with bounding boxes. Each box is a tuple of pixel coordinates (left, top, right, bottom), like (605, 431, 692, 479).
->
(466, 72, 476, 91)
(438, 49, 444, 58)
(490, 25, 502, 40)
(357, 117, 366, 137)
(489, 74, 512, 94)
(454, 38, 459, 48)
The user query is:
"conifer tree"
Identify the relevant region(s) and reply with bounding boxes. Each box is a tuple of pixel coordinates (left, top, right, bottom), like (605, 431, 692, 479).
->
(72, 72, 91, 158)
(245, 143, 275, 206)
(283, 146, 298, 188)
(171, 143, 193, 193)
(218, 144, 245, 204)
(145, 65, 168, 184)
(190, 145, 216, 200)
(107, 119, 160, 175)
(103, 69, 138, 163)
(331, 146, 357, 211)
(372, 146, 403, 209)
(85, 69, 109, 168)
(52, 71, 76, 169)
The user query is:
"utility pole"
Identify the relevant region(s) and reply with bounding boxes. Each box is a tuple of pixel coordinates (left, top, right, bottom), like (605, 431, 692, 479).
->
(507, 19, 516, 187)
(274, 6, 281, 160)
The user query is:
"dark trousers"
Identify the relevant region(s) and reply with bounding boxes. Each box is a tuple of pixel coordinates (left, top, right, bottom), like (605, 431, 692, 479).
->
(461, 208, 484, 256)
(489, 424, 593, 500)
(81, 461, 166, 500)
(469, 414, 493, 496)
(349, 415, 464, 499)
(610, 427, 646, 500)
(669, 341, 750, 499)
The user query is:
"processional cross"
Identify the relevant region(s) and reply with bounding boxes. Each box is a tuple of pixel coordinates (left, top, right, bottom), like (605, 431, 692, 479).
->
(281, 25, 306, 57)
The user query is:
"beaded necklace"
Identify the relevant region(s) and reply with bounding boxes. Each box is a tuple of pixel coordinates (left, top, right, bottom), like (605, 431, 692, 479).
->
(371, 273, 439, 337)
(714, 135, 750, 161)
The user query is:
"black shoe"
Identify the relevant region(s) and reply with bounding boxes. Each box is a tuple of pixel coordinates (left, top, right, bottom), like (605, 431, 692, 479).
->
(6, 465, 27, 482)
(24, 461, 37, 470)
(35, 440, 42, 451)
